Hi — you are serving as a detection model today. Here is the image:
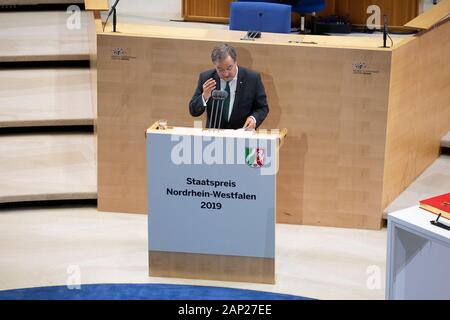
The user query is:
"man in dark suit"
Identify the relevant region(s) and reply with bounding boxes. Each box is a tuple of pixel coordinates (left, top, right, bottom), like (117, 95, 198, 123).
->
(189, 44, 269, 130)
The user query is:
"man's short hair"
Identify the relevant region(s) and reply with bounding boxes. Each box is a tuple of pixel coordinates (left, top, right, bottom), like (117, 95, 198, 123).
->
(211, 44, 237, 64)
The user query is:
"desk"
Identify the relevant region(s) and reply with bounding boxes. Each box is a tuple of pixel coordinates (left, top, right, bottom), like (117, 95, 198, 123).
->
(386, 206, 450, 299)
(95, 3, 450, 229)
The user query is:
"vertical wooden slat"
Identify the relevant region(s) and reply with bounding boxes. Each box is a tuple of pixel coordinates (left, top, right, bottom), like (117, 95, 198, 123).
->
(335, 0, 419, 26)
(182, 0, 418, 26)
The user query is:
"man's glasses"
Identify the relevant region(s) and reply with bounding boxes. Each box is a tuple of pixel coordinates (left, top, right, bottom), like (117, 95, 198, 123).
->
(216, 65, 235, 73)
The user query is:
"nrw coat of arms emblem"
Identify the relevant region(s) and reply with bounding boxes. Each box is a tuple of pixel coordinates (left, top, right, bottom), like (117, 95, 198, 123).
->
(245, 148, 265, 168)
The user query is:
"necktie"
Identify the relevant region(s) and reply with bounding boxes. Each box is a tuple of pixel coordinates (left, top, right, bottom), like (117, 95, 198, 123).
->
(222, 81, 230, 123)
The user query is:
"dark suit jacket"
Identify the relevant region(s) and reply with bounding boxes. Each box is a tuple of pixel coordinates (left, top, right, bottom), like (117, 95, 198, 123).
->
(189, 66, 269, 129)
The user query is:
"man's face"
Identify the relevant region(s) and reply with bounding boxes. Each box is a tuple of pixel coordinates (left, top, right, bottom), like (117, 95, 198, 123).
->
(214, 55, 237, 82)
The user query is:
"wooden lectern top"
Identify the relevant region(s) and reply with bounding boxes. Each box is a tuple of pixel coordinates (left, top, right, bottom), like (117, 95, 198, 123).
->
(146, 122, 287, 144)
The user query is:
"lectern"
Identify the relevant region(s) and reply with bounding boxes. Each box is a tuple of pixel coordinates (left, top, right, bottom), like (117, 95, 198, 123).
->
(145, 122, 287, 284)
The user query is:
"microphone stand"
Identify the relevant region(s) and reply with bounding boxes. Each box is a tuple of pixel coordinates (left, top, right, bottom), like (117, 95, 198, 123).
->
(211, 98, 226, 129)
(209, 90, 228, 129)
(102, 0, 120, 33)
(217, 99, 224, 129)
(113, 7, 117, 32)
(209, 98, 218, 129)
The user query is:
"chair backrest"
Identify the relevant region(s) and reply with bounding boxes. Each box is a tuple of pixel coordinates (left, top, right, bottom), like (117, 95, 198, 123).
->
(230, 2, 292, 34)
(290, 0, 326, 14)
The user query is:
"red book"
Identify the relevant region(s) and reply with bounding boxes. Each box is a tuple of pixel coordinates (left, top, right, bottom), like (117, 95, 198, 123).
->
(419, 193, 450, 220)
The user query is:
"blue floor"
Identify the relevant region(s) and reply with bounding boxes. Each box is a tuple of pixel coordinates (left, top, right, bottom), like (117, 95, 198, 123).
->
(0, 283, 310, 300)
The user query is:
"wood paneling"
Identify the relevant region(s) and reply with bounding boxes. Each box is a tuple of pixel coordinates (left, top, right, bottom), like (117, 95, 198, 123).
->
(382, 20, 450, 209)
(182, 0, 419, 27)
(326, 0, 419, 26)
(149, 251, 275, 284)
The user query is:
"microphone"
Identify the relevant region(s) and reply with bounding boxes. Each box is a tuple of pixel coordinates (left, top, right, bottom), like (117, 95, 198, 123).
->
(211, 90, 228, 100)
(383, 15, 388, 48)
(103, 0, 121, 32)
(209, 90, 228, 129)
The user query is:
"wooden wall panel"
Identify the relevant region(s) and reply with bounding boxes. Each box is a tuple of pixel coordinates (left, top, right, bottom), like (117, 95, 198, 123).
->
(182, 0, 419, 26)
(182, 0, 232, 23)
(149, 251, 275, 284)
(97, 27, 392, 229)
(86, 10, 98, 166)
(382, 20, 450, 209)
(332, 0, 419, 26)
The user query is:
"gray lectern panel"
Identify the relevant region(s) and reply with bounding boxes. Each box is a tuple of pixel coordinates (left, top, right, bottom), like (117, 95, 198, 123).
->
(146, 131, 276, 259)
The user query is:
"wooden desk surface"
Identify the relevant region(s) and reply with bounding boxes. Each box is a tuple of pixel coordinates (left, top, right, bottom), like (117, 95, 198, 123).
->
(100, 23, 407, 51)
(405, 0, 450, 30)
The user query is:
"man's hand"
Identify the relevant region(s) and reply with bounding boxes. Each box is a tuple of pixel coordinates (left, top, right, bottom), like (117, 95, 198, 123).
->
(243, 117, 256, 130)
(202, 78, 216, 101)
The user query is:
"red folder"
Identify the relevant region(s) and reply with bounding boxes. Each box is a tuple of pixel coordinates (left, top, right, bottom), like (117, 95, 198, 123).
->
(419, 193, 450, 220)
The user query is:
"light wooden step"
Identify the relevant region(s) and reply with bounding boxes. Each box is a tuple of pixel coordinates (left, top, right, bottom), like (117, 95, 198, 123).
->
(0, 68, 93, 127)
(0, 11, 90, 62)
(0, 132, 96, 203)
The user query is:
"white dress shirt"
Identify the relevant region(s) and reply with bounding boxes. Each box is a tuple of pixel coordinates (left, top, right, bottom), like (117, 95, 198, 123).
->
(202, 68, 256, 126)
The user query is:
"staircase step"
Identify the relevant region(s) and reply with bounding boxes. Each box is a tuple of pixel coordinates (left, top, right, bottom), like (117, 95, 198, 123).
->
(384, 155, 450, 218)
(0, 11, 90, 62)
(0, 68, 93, 127)
(0, 132, 96, 203)
(441, 131, 450, 149)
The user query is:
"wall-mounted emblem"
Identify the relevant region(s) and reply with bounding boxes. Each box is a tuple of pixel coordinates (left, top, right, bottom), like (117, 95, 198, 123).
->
(111, 47, 136, 61)
(352, 62, 379, 75)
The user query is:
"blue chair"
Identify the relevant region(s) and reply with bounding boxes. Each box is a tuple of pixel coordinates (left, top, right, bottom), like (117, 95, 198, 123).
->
(238, 0, 325, 13)
(229, 2, 292, 34)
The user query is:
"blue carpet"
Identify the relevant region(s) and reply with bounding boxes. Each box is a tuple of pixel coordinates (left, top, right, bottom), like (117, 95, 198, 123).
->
(0, 283, 310, 300)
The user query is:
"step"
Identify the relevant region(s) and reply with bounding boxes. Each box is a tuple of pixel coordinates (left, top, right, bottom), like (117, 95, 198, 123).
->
(441, 131, 450, 149)
(0, 68, 93, 127)
(0, 132, 96, 203)
(0, 11, 90, 62)
(384, 155, 450, 218)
